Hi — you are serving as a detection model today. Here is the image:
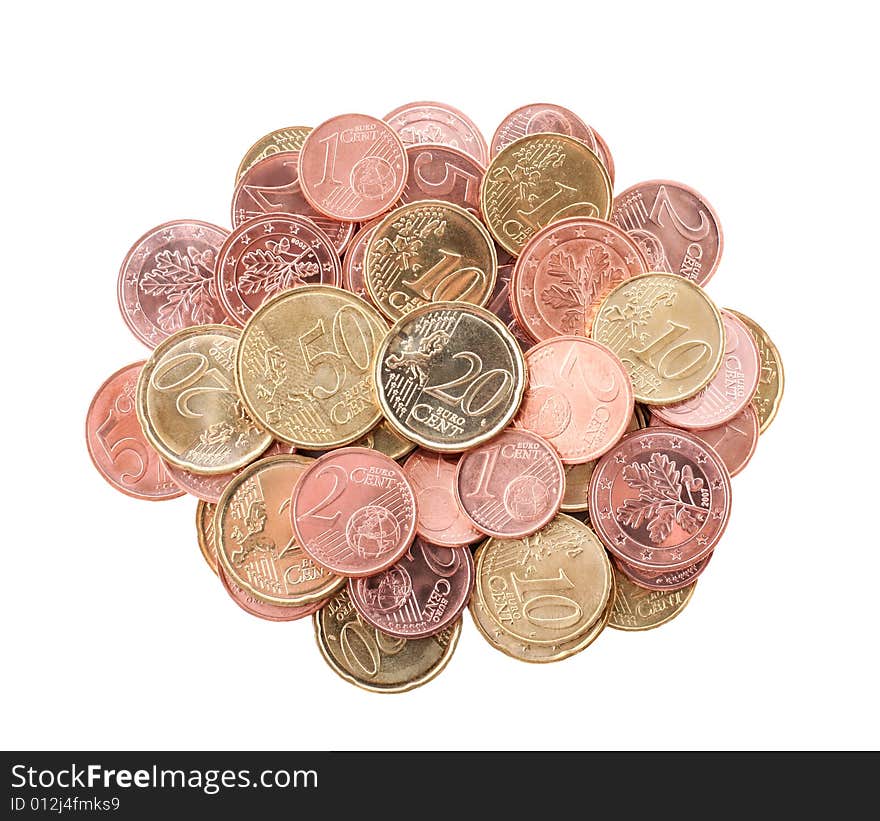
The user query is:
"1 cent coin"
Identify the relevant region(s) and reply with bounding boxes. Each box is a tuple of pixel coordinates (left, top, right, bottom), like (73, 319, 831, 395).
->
(455, 429, 564, 539)
(298, 113, 407, 222)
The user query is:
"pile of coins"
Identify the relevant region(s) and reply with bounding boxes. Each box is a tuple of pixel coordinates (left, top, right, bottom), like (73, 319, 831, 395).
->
(86, 103, 784, 692)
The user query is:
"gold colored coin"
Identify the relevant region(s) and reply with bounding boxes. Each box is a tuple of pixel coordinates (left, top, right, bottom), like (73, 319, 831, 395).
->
(196, 501, 219, 576)
(608, 565, 696, 631)
(374, 301, 526, 452)
(235, 126, 312, 181)
(475, 514, 612, 647)
(136, 325, 272, 474)
(365, 200, 497, 322)
(235, 285, 388, 448)
(560, 405, 649, 512)
(481, 133, 612, 256)
(469, 570, 614, 663)
(215, 454, 344, 606)
(351, 420, 416, 460)
(314, 587, 461, 693)
(725, 308, 784, 433)
(592, 272, 724, 405)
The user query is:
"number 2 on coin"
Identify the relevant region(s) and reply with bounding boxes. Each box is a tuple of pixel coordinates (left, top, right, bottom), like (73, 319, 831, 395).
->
(649, 185, 709, 241)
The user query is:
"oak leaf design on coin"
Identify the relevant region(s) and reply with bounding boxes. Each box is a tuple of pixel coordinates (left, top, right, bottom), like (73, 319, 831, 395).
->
(237, 236, 320, 296)
(139, 246, 219, 333)
(616, 452, 708, 544)
(541, 245, 623, 334)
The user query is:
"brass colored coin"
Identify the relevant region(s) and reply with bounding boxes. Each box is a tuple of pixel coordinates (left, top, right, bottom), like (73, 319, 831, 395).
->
(476, 514, 612, 647)
(469, 568, 614, 663)
(608, 565, 696, 631)
(235, 285, 388, 448)
(725, 308, 784, 434)
(592, 272, 724, 405)
(365, 200, 497, 322)
(374, 301, 526, 452)
(481, 133, 612, 256)
(235, 126, 312, 181)
(136, 325, 272, 474)
(560, 405, 649, 512)
(351, 420, 416, 461)
(314, 587, 461, 693)
(215, 454, 345, 606)
(195, 501, 219, 576)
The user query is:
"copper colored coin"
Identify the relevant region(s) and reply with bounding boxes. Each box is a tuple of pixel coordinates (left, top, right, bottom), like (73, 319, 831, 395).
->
(490, 103, 614, 183)
(455, 429, 564, 539)
(218, 566, 327, 622)
(117, 220, 229, 348)
(231, 151, 354, 253)
(650, 310, 760, 430)
(612, 180, 723, 286)
(511, 217, 648, 340)
(385, 101, 489, 165)
(164, 441, 296, 503)
(216, 214, 342, 326)
(515, 336, 634, 464)
(613, 551, 713, 592)
(342, 218, 382, 305)
(298, 114, 407, 222)
(590, 427, 731, 571)
(291, 447, 418, 577)
(486, 263, 534, 352)
(85, 362, 183, 501)
(403, 449, 484, 546)
(349, 540, 474, 638)
(650, 404, 760, 477)
(399, 144, 484, 219)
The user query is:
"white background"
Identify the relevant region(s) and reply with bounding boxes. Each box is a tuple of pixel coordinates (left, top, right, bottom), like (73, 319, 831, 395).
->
(3, 1, 877, 751)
